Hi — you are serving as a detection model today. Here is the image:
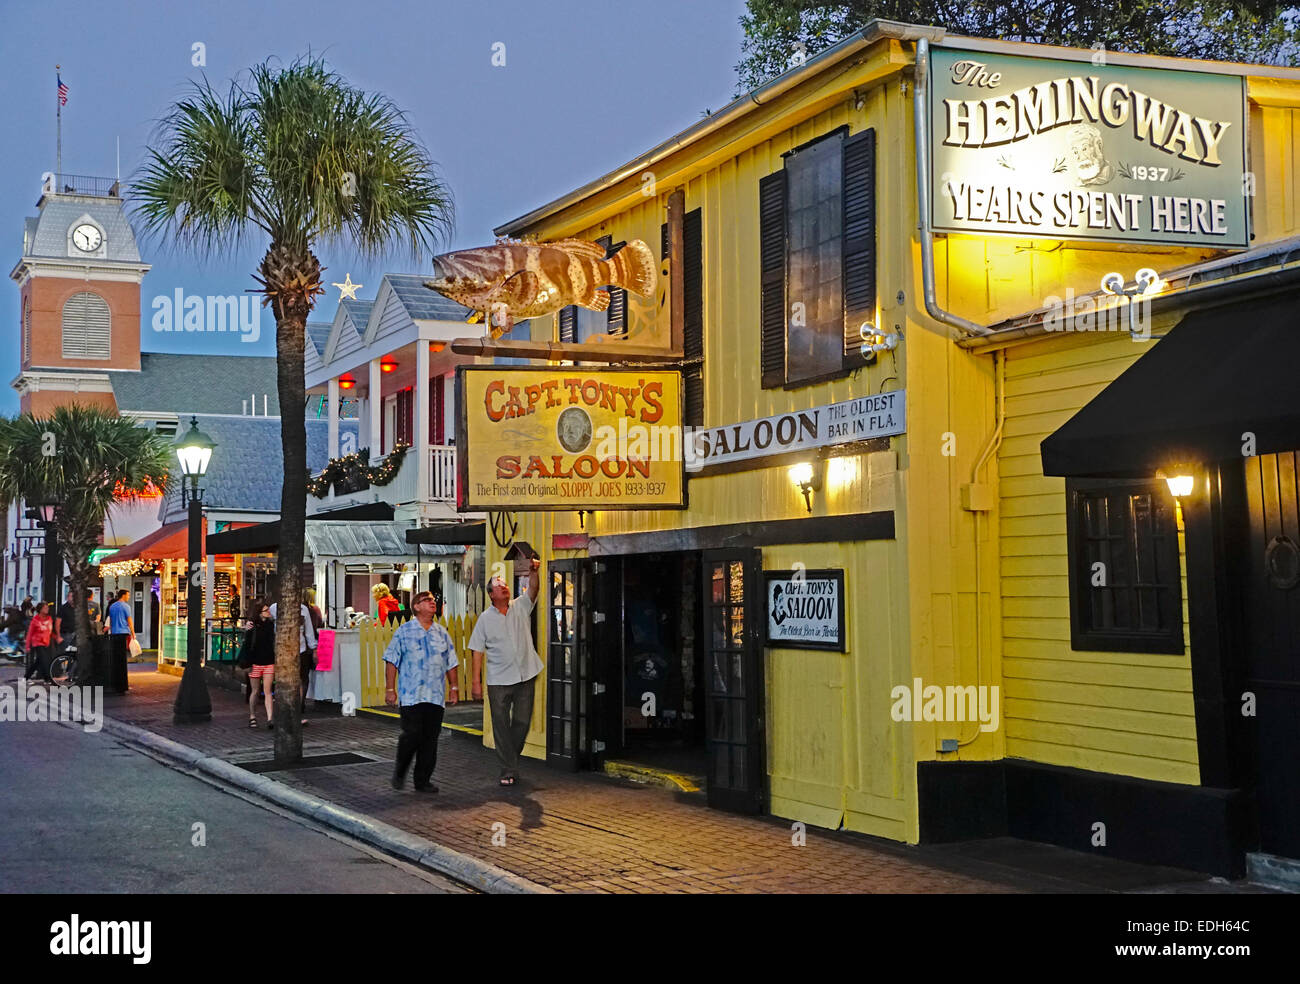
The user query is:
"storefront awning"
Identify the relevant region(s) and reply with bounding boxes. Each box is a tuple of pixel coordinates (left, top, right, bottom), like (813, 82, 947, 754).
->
(406, 522, 485, 545)
(1041, 293, 1300, 478)
(100, 520, 196, 563)
(205, 502, 394, 555)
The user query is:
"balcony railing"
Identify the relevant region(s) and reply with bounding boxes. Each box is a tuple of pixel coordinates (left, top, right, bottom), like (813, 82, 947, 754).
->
(48, 174, 121, 198)
(429, 445, 456, 502)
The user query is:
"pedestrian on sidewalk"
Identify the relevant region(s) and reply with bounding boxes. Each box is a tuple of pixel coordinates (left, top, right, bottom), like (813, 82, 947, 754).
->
(104, 589, 134, 694)
(372, 583, 401, 625)
(24, 601, 54, 683)
(245, 601, 276, 728)
(468, 559, 542, 787)
(384, 590, 458, 793)
(269, 598, 318, 726)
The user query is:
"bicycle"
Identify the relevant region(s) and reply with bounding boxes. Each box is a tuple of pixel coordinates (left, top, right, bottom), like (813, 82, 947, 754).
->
(49, 644, 78, 686)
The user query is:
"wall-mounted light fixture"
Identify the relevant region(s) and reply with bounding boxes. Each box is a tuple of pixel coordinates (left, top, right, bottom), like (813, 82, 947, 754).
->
(1100, 268, 1163, 338)
(1157, 465, 1195, 498)
(790, 458, 825, 512)
(859, 318, 901, 360)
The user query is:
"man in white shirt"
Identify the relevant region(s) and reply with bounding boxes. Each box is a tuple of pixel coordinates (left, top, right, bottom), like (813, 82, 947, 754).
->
(468, 558, 542, 786)
(269, 600, 319, 725)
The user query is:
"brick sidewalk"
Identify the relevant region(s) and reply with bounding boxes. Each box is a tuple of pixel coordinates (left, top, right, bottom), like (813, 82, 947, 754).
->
(77, 666, 1227, 894)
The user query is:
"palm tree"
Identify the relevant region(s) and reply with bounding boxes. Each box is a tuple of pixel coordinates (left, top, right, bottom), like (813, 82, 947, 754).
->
(131, 56, 454, 761)
(0, 407, 173, 667)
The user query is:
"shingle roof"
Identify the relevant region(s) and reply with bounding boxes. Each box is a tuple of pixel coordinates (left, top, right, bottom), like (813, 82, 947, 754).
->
(385, 273, 475, 322)
(339, 299, 373, 335)
(109, 354, 281, 415)
(306, 323, 331, 355)
(158, 415, 359, 521)
(24, 196, 142, 263)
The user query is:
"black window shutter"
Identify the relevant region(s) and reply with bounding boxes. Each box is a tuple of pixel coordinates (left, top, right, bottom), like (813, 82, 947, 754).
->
(758, 171, 787, 389)
(558, 305, 576, 343)
(841, 128, 876, 369)
(683, 209, 703, 425)
(607, 239, 627, 337)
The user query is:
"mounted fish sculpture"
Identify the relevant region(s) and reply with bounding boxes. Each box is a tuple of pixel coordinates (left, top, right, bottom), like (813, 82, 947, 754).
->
(425, 237, 657, 339)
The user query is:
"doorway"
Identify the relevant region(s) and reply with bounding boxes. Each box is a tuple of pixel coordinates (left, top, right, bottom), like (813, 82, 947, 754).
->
(1240, 451, 1300, 858)
(619, 552, 705, 777)
(544, 549, 767, 813)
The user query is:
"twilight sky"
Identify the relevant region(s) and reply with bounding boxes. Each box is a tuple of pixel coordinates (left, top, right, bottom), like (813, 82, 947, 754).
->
(0, 0, 749, 414)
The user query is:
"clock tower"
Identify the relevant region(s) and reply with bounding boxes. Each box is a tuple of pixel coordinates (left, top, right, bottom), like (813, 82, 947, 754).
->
(9, 173, 149, 415)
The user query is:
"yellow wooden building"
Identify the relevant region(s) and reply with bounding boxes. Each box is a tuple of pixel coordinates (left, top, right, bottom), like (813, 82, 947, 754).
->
(463, 21, 1300, 878)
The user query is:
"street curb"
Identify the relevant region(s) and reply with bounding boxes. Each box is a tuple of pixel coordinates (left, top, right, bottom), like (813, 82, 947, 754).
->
(96, 714, 555, 895)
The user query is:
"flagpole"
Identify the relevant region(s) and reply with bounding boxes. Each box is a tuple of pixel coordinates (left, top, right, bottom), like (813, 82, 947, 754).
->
(55, 64, 61, 181)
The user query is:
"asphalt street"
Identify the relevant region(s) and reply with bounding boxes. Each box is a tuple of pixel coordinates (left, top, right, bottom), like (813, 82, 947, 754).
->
(0, 675, 465, 893)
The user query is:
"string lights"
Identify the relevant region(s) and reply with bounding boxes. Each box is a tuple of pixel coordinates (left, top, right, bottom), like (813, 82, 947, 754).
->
(306, 442, 410, 498)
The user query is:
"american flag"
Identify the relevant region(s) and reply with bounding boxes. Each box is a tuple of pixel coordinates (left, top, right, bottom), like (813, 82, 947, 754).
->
(57, 75, 68, 106)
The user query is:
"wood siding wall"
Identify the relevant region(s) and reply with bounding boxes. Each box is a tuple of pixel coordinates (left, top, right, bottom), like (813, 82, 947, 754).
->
(998, 326, 1199, 785)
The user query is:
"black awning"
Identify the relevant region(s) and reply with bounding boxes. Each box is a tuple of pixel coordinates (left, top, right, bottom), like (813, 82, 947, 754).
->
(206, 502, 394, 555)
(1041, 293, 1300, 478)
(406, 522, 486, 546)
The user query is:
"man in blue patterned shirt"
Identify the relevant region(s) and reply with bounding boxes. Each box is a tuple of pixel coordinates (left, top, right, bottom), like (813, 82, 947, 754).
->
(384, 590, 459, 793)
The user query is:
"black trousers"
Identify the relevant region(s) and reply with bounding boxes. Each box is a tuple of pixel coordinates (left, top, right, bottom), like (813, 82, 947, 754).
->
(25, 645, 51, 681)
(108, 634, 130, 694)
(395, 702, 445, 787)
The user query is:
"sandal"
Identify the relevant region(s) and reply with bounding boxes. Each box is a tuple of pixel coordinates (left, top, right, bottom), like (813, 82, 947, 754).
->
(249, 717, 258, 728)
(499, 775, 515, 786)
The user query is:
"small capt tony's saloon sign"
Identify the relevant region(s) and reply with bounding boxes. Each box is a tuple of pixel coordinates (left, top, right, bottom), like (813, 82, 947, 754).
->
(764, 569, 845, 652)
(929, 45, 1248, 248)
(457, 366, 684, 511)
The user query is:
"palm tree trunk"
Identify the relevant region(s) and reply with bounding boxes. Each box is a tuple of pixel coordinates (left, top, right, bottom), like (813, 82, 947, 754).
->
(265, 243, 319, 764)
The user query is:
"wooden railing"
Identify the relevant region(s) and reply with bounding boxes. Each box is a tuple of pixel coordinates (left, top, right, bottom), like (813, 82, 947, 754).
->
(429, 445, 456, 502)
(359, 613, 479, 707)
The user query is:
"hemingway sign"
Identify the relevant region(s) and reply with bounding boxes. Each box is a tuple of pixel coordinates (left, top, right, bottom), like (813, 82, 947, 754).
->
(764, 569, 845, 651)
(929, 46, 1248, 247)
(456, 367, 684, 511)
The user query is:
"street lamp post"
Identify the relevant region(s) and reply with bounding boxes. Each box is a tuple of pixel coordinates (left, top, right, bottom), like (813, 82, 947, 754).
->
(32, 498, 60, 609)
(172, 417, 216, 724)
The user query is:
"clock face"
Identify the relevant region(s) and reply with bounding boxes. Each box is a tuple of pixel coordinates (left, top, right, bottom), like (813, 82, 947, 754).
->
(72, 224, 102, 252)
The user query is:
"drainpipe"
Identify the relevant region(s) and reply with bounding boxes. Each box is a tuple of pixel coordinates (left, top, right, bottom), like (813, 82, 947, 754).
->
(914, 37, 991, 338)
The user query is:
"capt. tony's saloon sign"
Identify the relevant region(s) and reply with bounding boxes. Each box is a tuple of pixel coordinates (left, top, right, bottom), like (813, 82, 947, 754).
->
(764, 569, 845, 651)
(929, 46, 1248, 247)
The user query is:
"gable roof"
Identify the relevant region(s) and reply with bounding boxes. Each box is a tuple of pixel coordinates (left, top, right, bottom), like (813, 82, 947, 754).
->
(384, 273, 474, 322)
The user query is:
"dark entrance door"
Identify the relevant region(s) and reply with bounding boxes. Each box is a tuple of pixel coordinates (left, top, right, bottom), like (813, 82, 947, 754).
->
(545, 560, 609, 770)
(701, 548, 766, 814)
(1242, 451, 1300, 858)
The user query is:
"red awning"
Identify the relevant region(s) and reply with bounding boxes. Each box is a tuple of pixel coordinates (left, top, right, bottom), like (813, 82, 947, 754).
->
(100, 521, 202, 563)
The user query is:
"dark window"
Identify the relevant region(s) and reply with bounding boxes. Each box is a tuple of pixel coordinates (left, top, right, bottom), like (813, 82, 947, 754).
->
(1065, 479, 1184, 654)
(759, 127, 875, 389)
(395, 387, 413, 447)
(662, 209, 704, 426)
(561, 236, 623, 344)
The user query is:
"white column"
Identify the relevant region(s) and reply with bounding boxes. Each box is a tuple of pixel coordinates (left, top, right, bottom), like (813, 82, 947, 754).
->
(327, 376, 340, 460)
(368, 358, 382, 460)
(415, 342, 430, 503)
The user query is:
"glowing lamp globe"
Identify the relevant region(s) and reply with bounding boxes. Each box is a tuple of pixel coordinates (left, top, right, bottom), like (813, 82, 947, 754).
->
(173, 416, 217, 479)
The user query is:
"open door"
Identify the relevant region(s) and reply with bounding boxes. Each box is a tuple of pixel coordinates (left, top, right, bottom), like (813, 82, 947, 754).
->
(548, 559, 613, 770)
(701, 548, 766, 814)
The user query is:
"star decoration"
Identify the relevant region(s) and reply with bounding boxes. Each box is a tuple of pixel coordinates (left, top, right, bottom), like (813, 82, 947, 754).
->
(332, 273, 363, 300)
